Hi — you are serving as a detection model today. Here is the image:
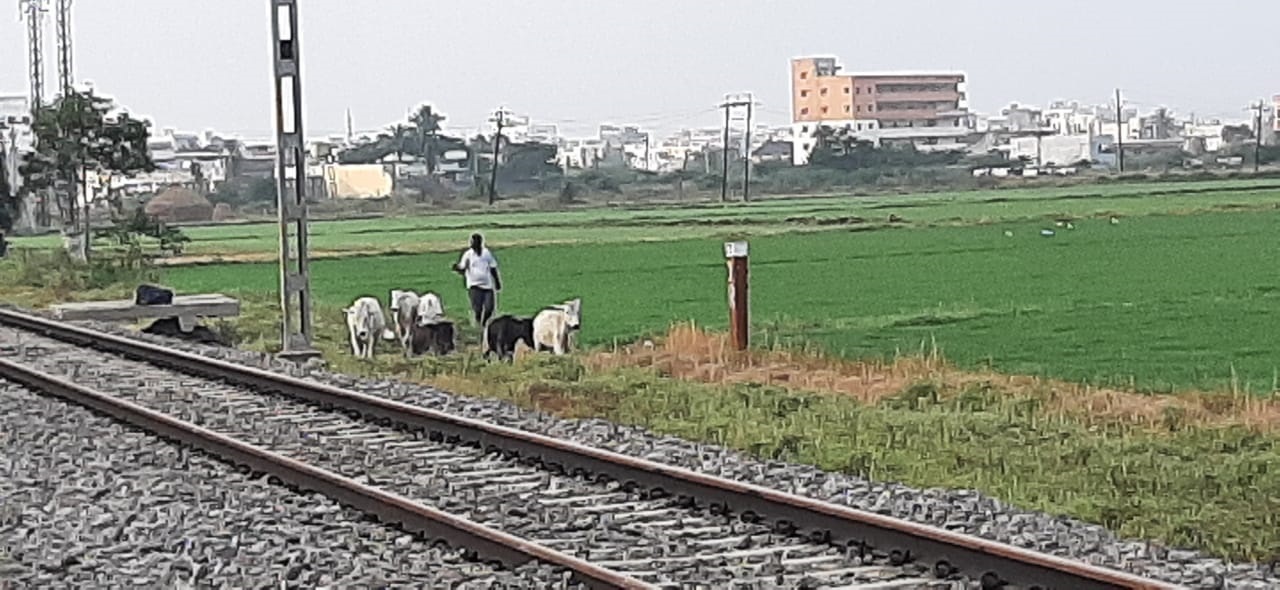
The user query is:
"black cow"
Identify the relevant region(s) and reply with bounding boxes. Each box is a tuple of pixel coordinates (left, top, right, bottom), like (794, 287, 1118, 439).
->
(484, 315, 534, 362)
(409, 320, 456, 357)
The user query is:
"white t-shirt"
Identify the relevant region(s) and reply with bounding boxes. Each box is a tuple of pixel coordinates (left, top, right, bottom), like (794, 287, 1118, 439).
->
(458, 248, 498, 290)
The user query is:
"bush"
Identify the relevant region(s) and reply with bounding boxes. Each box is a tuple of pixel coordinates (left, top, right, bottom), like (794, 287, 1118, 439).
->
(2, 248, 157, 294)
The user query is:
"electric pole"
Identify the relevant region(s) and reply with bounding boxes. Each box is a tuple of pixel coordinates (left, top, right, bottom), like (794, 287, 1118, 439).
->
(1114, 88, 1125, 173)
(55, 0, 72, 97)
(21, 0, 46, 114)
(742, 94, 754, 202)
(271, 0, 318, 361)
(719, 93, 754, 202)
(488, 108, 504, 205)
(721, 102, 730, 202)
(1252, 100, 1265, 173)
(643, 133, 650, 172)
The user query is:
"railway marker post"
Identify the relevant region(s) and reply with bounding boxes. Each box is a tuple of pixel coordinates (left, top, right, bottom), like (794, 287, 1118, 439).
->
(724, 241, 749, 351)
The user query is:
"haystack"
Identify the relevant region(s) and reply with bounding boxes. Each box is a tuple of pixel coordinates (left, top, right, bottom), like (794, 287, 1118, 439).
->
(145, 187, 214, 223)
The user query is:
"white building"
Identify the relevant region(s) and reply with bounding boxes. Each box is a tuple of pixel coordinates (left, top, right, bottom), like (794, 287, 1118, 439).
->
(1007, 135, 1092, 166)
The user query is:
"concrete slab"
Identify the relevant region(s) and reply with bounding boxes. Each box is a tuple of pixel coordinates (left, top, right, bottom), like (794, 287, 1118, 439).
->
(51, 294, 240, 323)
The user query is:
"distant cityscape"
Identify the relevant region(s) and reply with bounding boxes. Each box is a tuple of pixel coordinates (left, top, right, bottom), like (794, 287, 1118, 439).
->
(2, 53, 1278, 207)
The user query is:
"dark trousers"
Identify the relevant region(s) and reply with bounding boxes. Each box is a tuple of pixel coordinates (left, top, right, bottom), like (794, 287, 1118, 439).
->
(468, 287, 496, 326)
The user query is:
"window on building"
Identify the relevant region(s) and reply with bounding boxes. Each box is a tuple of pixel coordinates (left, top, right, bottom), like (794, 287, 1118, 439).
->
(801, 125, 809, 133)
(820, 88, 828, 96)
(857, 105, 862, 112)
(821, 106, 829, 114)
(844, 87, 851, 94)
(844, 105, 851, 113)
(800, 107, 809, 115)
(868, 105, 874, 112)
(800, 72, 808, 80)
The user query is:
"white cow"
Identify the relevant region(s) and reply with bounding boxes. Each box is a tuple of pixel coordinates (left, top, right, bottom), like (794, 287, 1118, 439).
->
(344, 296, 388, 359)
(415, 292, 445, 326)
(532, 298, 581, 355)
(387, 289, 421, 352)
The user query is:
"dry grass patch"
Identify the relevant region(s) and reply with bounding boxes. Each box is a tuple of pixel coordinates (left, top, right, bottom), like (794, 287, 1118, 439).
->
(588, 323, 1280, 432)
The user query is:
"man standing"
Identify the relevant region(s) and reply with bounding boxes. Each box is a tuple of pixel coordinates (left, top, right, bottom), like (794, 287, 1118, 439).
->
(453, 233, 501, 327)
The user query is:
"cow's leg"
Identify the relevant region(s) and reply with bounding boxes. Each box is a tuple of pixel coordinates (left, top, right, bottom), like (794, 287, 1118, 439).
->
(349, 332, 360, 357)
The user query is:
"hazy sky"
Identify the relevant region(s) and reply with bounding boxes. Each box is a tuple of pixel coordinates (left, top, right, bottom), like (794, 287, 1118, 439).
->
(2, 0, 1276, 138)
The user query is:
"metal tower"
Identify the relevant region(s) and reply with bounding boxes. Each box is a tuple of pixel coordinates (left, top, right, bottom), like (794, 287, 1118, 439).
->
(20, 0, 47, 113)
(54, 0, 72, 96)
(270, 0, 318, 361)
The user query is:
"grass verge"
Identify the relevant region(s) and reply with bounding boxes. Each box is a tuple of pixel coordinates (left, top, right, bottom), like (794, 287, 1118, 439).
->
(3, 256, 1276, 563)
(213, 295, 1280, 563)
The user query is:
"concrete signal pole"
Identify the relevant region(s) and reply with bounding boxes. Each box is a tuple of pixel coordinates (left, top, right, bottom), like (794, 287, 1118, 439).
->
(271, 0, 318, 361)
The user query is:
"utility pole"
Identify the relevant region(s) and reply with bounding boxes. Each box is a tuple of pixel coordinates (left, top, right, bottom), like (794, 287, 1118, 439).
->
(719, 93, 754, 202)
(1252, 100, 1265, 173)
(742, 94, 753, 202)
(643, 133, 650, 172)
(271, 0, 318, 361)
(488, 108, 504, 205)
(1114, 88, 1125, 173)
(720, 103, 731, 202)
(54, 0, 72, 97)
(21, 0, 46, 115)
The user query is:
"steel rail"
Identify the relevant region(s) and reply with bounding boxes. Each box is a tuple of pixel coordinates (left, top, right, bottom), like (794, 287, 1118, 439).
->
(0, 309, 1183, 590)
(0, 355, 652, 590)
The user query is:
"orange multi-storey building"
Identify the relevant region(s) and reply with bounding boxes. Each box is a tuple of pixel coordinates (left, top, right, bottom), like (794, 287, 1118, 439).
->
(789, 56, 971, 163)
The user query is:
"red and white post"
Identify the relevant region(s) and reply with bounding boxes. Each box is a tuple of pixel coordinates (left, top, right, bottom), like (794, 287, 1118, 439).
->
(724, 241, 749, 351)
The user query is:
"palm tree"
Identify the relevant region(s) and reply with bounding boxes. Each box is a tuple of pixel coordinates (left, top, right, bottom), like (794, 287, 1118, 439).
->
(409, 105, 446, 175)
(389, 124, 410, 163)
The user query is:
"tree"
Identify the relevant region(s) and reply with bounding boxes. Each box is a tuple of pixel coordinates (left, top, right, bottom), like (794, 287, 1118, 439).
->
(409, 104, 446, 175)
(22, 89, 153, 258)
(0, 150, 14, 232)
(389, 124, 410, 163)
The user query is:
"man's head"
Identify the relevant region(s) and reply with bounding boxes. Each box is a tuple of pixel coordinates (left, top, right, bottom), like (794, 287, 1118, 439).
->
(470, 233, 483, 253)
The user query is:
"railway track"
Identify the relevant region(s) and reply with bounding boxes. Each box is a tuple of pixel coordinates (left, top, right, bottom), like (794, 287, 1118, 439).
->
(0, 308, 1180, 590)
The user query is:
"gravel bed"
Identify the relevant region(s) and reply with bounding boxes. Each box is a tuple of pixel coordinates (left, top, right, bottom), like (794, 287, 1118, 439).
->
(0, 329, 941, 589)
(0, 382, 578, 589)
(59, 320, 1280, 588)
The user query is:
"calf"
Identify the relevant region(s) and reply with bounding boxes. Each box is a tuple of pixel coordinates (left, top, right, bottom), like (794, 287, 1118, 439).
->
(343, 296, 388, 359)
(388, 289, 421, 352)
(484, 315, 535, 362)
(409, 319, 456, 357)
(532, 298, 581, 356)
(415, 292, 445, 326)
